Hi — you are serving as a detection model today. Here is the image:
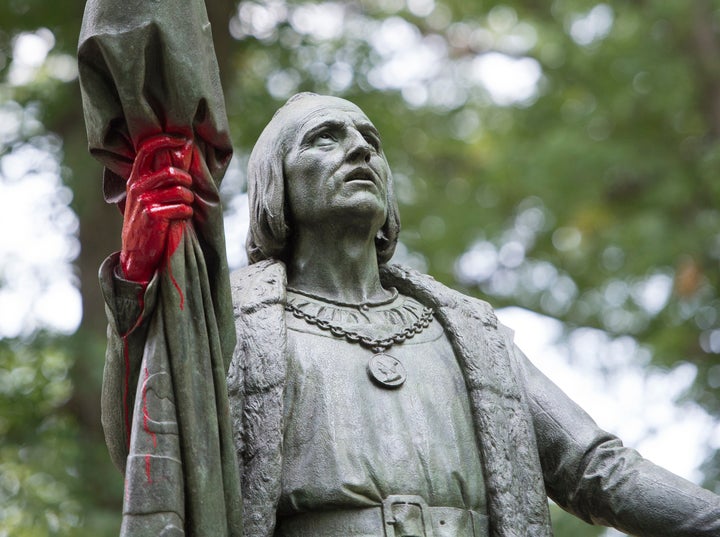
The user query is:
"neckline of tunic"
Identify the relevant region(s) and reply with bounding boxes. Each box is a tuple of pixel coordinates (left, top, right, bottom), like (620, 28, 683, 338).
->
(285, 290, 436, 343)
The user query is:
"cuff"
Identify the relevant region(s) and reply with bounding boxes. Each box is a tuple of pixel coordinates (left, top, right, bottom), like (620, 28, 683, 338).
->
(99, 252, 159, 336)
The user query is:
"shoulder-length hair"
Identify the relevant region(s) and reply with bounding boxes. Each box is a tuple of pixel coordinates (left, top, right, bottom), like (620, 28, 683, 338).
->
(245, 93, 400, 265)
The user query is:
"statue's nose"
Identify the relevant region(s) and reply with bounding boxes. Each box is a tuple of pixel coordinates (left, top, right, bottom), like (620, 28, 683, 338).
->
(346, 131, 373, 163)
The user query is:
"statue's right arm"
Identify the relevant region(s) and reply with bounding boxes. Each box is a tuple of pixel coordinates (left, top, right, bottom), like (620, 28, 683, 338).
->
(99, 135, 196, 472)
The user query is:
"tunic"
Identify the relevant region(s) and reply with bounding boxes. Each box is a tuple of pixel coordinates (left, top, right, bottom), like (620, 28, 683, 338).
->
(279, 292, 486, 516)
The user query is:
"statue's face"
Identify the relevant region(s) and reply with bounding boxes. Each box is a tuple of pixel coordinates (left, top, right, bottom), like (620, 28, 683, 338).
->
(282, 96, 390, 232)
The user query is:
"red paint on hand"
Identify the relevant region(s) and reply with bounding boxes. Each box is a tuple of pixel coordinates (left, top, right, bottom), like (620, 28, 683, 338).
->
(120, 135, 195, 285)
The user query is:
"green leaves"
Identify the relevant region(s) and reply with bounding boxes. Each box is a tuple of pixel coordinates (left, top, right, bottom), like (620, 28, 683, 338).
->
(0, 339, 78, 536)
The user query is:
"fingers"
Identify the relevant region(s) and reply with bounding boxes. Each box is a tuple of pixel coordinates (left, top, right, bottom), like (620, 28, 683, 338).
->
(139, 184, 194, 205)
(147, 203, 194, 221)
(119, 136, 194, 284)
(135, 185, 194, 221)
(127, 136, 196, 211)
(133, 134, 189, 174)
(128, 166, 192, 195)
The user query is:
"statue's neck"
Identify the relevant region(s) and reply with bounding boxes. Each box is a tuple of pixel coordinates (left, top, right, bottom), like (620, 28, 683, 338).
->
(287, 226, 389, 304)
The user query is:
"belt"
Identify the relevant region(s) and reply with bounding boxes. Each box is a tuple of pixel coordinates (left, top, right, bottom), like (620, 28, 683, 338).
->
(276, 494, 489, 537)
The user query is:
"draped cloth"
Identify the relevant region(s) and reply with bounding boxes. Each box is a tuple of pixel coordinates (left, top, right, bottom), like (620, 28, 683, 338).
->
(78, 1, 242, 535)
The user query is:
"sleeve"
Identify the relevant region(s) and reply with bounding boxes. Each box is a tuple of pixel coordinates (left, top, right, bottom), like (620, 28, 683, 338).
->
(98, 253, 159, 472)
(514, 344, 720, 537)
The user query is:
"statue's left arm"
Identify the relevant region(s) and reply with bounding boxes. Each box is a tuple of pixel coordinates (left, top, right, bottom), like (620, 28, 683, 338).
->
(513, 342, 720, 537)
(78, 1, 241, 534)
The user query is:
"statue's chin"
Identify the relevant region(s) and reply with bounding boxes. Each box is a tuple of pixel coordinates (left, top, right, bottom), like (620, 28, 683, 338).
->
(338, 192, 387, 228)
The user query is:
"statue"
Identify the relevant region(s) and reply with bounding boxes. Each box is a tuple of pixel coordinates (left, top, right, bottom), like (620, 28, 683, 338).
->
(78, 1, 720, 536)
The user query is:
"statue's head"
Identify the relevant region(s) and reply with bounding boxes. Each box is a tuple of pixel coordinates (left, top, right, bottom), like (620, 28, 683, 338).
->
(245, 92, 400, 264)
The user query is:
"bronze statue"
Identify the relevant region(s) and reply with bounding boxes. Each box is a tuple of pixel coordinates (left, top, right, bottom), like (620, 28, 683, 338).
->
(78, 1, 720, 536)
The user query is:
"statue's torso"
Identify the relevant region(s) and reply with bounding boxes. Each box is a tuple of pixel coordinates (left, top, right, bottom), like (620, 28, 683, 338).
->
(278, 291, 487, 518)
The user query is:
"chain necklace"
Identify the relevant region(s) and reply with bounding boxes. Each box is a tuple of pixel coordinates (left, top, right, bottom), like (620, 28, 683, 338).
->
(285, 294, 434, 389)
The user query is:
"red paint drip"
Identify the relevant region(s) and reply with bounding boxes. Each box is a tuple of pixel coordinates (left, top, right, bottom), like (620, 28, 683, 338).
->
(167, 262, 185, 311)
(145, 454, 153, 485)
(141, 366, 157, 483)
(165, 221, 186, 310)
(120, 289, 146, 449)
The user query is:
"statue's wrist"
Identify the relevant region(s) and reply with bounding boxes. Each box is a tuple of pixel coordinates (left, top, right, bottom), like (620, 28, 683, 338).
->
(119, 251, 151, 287)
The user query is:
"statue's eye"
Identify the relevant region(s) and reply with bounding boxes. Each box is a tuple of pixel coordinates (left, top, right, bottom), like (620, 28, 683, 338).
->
(315, 131, 336, 143)
(363, 134, 381, 151)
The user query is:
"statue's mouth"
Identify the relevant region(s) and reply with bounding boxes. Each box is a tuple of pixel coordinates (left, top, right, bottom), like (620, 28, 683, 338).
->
(344, 167, 377, 185)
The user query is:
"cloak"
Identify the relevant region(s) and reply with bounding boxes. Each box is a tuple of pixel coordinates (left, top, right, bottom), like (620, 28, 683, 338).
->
(227, 259, 552, 537)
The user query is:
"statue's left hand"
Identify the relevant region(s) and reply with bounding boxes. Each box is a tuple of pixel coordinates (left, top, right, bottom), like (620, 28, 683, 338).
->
(119, 135, 195, 285)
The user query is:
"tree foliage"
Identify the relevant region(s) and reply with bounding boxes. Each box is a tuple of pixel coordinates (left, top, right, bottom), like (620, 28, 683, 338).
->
(1, 1, 719, 536)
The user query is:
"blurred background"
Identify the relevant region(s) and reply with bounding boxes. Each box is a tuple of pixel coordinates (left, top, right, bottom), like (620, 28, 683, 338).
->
(2, 1, 720, 535)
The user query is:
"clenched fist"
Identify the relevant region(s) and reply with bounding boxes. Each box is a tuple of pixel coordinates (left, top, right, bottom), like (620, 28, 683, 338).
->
(119, 135, 195, 284)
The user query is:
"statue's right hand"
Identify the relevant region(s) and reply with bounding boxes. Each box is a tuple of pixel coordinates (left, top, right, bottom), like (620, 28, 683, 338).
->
(120, 135, 195, 284)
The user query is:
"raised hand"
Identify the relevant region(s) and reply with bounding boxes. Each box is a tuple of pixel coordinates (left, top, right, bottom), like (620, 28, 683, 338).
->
(119, 135, 195, 284)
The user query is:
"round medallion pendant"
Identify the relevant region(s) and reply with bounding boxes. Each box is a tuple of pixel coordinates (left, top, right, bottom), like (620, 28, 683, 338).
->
(367, 352, 406, 388)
